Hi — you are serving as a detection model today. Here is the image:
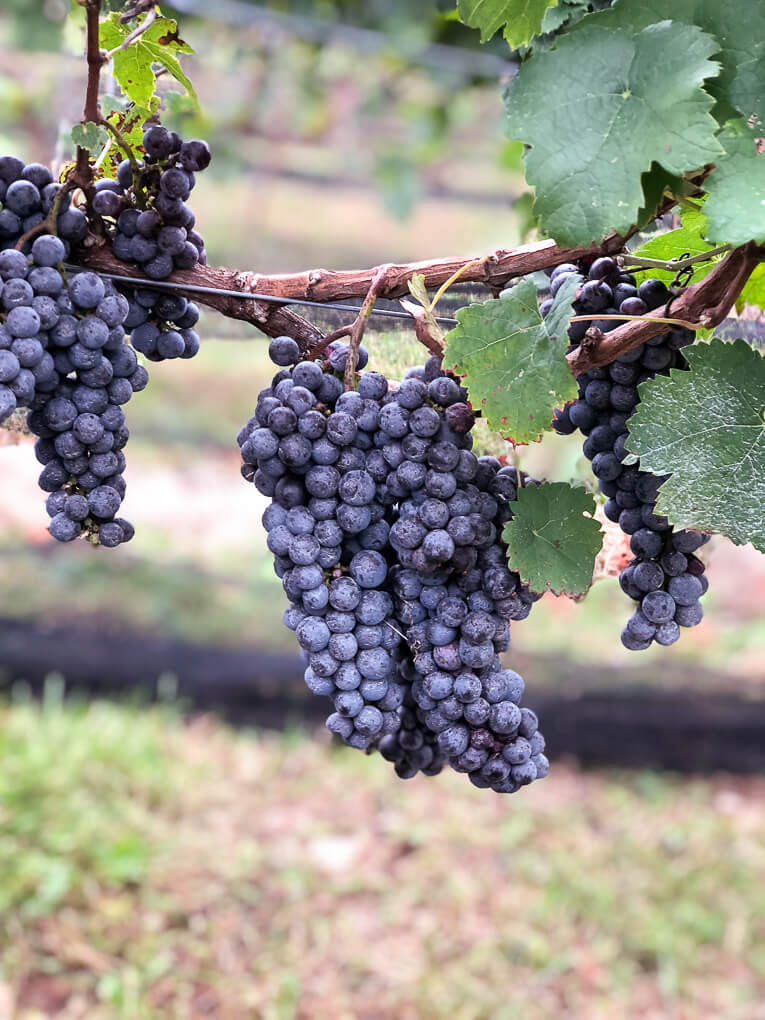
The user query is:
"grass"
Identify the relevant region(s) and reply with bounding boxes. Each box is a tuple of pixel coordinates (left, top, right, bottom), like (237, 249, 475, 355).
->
(1, 698, 765, 1019)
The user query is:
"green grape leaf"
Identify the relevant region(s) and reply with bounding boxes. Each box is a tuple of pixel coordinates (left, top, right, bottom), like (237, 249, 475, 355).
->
(540, 0, 587, 35)
(635, 163, 683, 227)
(141, 25, 197, 103)
(443, 275, 579, 444)
(626, 338, 765, 551)
(704, 122, 765, 245)
(99, 13, 197, 110)
(457, 0, 559, 47)
(737, 265, 765, 313)
(505, 19, 722, 245)
(630, 206, 720, 286)
(502, 482, 602, 595)
(584, 0, 765, 125)
(70, 122, 109, 152)
(672, 0, 765, 126)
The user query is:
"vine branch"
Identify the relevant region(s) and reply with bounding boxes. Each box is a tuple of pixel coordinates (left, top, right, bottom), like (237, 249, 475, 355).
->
(80, 237, 618, 352)
(80, 238, 761, 378)
(72, 0, 105, 192)
(568, 243, 762, 375)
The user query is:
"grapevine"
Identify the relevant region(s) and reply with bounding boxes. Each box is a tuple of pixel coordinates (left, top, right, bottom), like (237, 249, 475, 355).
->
(1, 0, 764, 796)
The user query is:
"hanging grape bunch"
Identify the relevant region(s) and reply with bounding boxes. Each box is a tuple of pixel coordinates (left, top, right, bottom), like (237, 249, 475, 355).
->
(0, 238, 146, 546)
(93, 125, 210, 362)
(0, 122, 211, 546)
(550, 257, 710, 650)
(238, 338, 549, 795)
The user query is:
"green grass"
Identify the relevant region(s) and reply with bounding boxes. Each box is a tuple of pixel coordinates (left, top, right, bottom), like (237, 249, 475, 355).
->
(1, 699, 764, 1018)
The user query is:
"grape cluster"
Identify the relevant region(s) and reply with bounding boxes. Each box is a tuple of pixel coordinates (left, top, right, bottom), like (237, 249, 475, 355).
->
(249, 336, 406, 752)
(380, 358, 547, 792)
(550, 256, 709, 649)
(95, 125, 210, 362)
(240, 337, 549, 794)
(0, 129, 214, 545)
(0, 156, 88, 253)
(0, 239, 146, 546)
(377, 666, 445, 779)
(99, 126, 209, 279)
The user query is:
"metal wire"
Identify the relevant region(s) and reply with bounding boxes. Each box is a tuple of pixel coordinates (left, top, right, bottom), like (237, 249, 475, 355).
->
(64, 265, 460, 327)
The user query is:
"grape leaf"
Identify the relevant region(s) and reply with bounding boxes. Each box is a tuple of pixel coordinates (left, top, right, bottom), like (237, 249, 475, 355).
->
(540, 0, 587, 35)
(443, 275, 579, 444)
(630, 206, 720, 286)
(584, 0, 765, 125)
(407, 273, 430, 308)
(704, 122, 765, 246)
(70, 122, 108, 152)
(100, 101, 158, 179)
(626, 339, 765, 551)
(457, 0, 559, 48)
(502, 482, 602, 595)
(670, 0, 765, 126)
(99, 13, 197, 110)
(504, 19, 722, 245)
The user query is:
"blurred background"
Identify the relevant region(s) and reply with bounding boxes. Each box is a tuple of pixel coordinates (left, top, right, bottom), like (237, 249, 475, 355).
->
(0, 2, 764, 1017)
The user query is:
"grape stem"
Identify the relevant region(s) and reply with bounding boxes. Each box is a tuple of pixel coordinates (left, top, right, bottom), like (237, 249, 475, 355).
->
(13, 183, 74, 252)
(569, 313, 702, 330)
(343, 266, 389, 389)
(620, 246, 731, 272)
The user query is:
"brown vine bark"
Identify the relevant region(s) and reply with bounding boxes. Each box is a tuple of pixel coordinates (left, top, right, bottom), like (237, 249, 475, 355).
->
(81, 236, 622, 356)
(71, 0, 105, 192)
(567, 243, 762, 374)
(81, 250, 327, 348)
(242, 237, 619, 304)
(82, 239, 761, 378)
